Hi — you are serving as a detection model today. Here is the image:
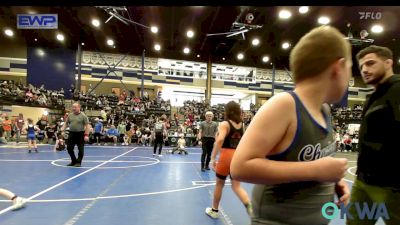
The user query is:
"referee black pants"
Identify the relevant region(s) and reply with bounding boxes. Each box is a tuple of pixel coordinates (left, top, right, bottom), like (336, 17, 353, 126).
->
(201, 137, 215, 169)
(67, 131, 85, 164)
(153, 134, 163, 155)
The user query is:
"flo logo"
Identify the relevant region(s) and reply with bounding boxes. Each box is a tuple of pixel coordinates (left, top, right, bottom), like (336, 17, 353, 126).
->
(322, 202, 389, 220)
(359, 12, 382, 20)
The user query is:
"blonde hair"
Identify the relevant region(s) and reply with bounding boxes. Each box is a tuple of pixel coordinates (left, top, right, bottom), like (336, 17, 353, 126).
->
(205, 111, 214, 116)
(290, 26, 351, 83)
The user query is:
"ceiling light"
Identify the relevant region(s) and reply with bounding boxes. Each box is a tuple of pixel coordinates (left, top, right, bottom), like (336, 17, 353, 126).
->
(4, 29, 14, 37)
(183, 47, 190, 54)
(151, 26, 158, 34)
(91, 19, 100, 27)
(197, 54, 200, 58)
(237, 53, 244, 60)
(222, 57, 225, 61)
(37, 49, 45, 56)
(371, 24, 384, 33)
(34, 38, 37, 42)
(107, 39, 114, 46)
(56, 34, 64, 41)
(279, 10, 292, 19)
(81, 42, 85, 46)
(282, 42, 290, 49)
(262, 56, 270, 63)
(113, 46, 116, 49)
(154, 44, 161, 51)
(187, 30, 194, 38)
(252, 38, 260, 46)
(299, 6, 309, 14)
(318, 16, 330, 25)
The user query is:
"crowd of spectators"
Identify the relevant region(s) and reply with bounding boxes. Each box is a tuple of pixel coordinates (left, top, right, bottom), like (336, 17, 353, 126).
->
(74, 88, 173, 147)
(332, 105, 363, 123)
(0, 80, 65, 109)
(1, 78, 366, 152)
(331, 104, 363, 152)
(0, 113, 65, 145)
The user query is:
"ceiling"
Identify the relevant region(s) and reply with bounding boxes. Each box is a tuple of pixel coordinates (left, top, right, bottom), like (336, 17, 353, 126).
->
(1, 6, 400, 74)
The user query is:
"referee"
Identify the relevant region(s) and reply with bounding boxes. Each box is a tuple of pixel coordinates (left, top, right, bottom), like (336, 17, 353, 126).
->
(198, 111, 218, 172)
(61, 102, 90, 167)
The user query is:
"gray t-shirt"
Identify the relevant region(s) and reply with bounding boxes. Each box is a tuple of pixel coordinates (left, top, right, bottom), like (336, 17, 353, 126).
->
(67, 112, 89, 132)
(200, 121, 218, 138)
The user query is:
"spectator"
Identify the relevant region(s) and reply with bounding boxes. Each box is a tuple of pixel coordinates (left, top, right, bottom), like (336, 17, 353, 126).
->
(125, 126, 135, 145)
(93, 118, 103, 145)
(36, 115, 48, 143)
(45, 124, 57, 144)
(0, 119, 7, 144)
(122, 132, 130, 146)
(141, 127, 151, 146)
(106, 125, 119, 146)
(342, 133, 353, 152)
(2, 116, 12, 141)
(136, 128, 142, 145)
(117, 121, 126, 144)
(14, 113, 24, 144)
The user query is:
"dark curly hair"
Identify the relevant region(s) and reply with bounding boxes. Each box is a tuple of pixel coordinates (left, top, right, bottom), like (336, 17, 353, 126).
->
(224, 101, 242, 123)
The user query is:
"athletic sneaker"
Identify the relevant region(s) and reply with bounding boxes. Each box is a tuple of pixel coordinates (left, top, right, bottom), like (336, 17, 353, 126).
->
(66, 162, 76, 167)
(74, 163, 81, 167)
(152, 154, 156, 156)
(205, 207, 219, 219)
(158, 154, 163, 157)
(12, 197, 27, 211)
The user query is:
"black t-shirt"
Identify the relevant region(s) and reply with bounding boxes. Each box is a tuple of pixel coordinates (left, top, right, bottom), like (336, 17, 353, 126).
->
(357, 75, 400, 188)
(126, 123, 131, 132)
(0, 126, 4, 137)
(46, 126, 56, 137)
(36, 120, 48, 130)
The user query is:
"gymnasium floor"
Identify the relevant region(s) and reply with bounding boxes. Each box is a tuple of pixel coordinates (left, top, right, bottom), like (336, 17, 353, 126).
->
(0, 144, 384, 225)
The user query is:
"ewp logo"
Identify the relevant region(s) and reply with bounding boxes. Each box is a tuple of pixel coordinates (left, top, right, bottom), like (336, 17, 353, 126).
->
(17, 14, 58, 29)
(322, 202, 389, 220)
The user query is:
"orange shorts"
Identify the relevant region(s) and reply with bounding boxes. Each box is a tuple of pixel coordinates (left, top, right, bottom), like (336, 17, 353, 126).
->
(215, 148, 235, 180)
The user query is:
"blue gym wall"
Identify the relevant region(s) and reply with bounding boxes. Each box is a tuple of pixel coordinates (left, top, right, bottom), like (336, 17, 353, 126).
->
(27, 47, 76, 99)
